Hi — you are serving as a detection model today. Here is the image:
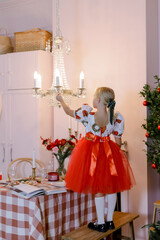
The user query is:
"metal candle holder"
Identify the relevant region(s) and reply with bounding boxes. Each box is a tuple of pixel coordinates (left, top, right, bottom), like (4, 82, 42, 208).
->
(74, 131, 78, 138)
(32, 167, 36, 180)
(68, 128, 71, 137)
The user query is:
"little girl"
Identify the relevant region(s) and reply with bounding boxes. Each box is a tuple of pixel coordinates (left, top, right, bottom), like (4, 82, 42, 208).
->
(56, 87, 135, 232)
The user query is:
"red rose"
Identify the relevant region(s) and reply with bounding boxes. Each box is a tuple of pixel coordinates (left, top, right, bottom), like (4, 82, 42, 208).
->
(50, 142, 55, 148)
(42, 139, 48, 145)
(47, 144, 53, 151)
(61, 139, 66, 146)
(68, 140, 75, 146)
(70, 135, 76, 139)
(145, 132, 149, 138)
(54, 139, 60, 146)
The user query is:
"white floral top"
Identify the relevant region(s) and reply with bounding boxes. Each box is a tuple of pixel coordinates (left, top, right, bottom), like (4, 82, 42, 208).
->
(74, 104, 124, 138)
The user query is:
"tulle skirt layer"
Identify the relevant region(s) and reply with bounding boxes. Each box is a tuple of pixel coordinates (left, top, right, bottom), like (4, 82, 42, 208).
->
(65, 137, 136, 194)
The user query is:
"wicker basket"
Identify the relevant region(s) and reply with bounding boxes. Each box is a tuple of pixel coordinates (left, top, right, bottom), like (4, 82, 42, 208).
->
(0, 28, 13, 54)
(14, 28, 52, 52)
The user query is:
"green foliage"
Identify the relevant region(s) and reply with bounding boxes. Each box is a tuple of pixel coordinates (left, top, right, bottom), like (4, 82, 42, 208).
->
(139, 75, 160, 174)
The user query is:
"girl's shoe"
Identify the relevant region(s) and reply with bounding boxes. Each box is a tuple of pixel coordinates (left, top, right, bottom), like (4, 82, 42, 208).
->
(105, 221, 115, 230)
(88, 221, 107, 232)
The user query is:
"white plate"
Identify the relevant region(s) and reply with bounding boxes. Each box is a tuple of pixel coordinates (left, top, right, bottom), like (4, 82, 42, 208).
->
(50, 181, 65, 188)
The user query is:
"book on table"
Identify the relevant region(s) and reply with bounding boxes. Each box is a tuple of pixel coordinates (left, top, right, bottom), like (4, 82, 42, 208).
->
(11, 182, 66, 199)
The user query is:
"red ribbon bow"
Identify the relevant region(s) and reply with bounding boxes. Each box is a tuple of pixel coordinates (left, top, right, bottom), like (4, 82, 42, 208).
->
(85, 132, 118, 177)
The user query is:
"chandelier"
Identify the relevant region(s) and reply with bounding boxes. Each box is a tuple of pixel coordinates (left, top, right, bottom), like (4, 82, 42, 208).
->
(33, 0, 86, 106)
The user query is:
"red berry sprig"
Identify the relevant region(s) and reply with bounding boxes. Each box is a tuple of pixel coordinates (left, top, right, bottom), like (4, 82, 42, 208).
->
(143, 100, 148, 106)
(157, 87, 160, 92)
(152, 163, 157, 169)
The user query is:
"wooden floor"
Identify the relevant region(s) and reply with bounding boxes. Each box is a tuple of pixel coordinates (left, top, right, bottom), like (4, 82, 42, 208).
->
(62, 211, 139, 240)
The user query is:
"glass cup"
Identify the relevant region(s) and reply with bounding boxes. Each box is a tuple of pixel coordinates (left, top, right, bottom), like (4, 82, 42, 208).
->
(48, 160, 54, 172)
(10, 166, 16, 181)
(41, 168, 47, 184)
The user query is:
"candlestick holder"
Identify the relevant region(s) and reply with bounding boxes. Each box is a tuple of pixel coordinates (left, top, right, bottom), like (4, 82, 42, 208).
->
(32, 167, 36, 180)
(54, 85, 63, 93)
(73, 88, 86, 98)
(75, 130, 78, 138)
(69, 128, 71, 137)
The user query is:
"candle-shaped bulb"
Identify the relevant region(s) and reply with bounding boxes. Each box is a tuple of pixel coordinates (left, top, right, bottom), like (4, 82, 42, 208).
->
(55, 69, 60, 86)
(34, 71, 38, 79)
(80, 72, 84, 88)
(33, 150, 35, 168)
(68, 116, 71, 129)
(38, 73, 42, 89)
(74, 120, 78, 132)
(34, 71, 42, 89)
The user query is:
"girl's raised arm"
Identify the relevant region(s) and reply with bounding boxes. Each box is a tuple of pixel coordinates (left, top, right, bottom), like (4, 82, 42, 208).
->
(56, 94, 74, 117)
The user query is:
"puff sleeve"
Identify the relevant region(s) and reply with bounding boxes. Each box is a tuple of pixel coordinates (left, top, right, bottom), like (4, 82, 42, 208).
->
(112, 112, 124, 138)
(74, 104, 93, 125)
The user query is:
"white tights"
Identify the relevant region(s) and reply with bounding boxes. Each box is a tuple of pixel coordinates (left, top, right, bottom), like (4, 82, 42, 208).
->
(95, 193, 117, 224)
(106, 193, 117, 221)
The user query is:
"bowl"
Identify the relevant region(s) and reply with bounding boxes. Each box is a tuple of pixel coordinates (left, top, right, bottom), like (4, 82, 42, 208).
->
(48, 172, 59, 181)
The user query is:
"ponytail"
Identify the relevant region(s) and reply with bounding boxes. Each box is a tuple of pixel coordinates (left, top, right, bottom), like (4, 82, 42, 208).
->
(107, 99, 116, 124)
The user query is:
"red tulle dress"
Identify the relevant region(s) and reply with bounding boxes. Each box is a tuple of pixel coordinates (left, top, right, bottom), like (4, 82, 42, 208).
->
(65, 104, 136, 194)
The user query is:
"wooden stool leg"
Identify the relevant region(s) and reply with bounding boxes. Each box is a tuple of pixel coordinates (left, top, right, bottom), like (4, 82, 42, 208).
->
(108, 234, 113, 240)
(102, 236, 113, 240)
(152, 206, 157, 223)
(129, 221, 135, 240)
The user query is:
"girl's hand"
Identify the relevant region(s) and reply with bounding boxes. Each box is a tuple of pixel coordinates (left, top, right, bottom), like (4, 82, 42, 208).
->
(56, 93, 74, 117)
(56, 94, 63, 102)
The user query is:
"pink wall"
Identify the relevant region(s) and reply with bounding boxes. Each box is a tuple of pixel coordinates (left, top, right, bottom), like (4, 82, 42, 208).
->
(0, 0, 52, 38)
(53, 1, 148, 239)
(1, 0, 160, 239)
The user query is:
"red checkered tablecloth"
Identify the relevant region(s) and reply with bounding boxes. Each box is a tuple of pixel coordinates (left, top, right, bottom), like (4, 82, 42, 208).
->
(0, 185, 107, 240)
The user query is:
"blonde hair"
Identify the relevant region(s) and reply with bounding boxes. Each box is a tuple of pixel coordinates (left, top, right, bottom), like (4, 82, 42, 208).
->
(94, 87, 115, 106)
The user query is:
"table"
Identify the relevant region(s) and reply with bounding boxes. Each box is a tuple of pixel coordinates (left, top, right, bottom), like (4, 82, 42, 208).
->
(0, 185, 108, 240)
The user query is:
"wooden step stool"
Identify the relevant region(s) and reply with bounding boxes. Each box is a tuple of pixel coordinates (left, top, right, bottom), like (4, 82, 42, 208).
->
(152, 200, 160, 223)
(62, 211, 139, 240)
(148, 200, 160, 240)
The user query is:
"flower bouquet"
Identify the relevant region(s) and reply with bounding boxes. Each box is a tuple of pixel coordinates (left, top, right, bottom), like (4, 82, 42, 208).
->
(41, 135, 77, 176)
